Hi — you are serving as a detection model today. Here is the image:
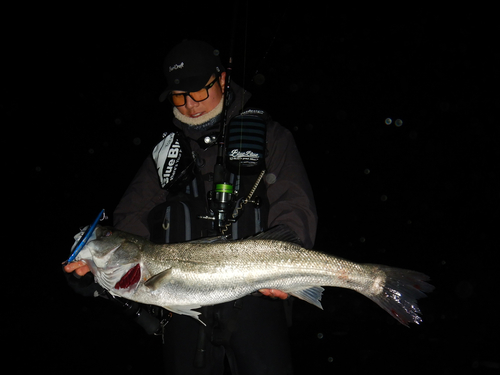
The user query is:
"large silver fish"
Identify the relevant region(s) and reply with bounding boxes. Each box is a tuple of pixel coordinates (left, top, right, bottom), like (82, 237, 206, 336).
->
(73, 225, 433, 326)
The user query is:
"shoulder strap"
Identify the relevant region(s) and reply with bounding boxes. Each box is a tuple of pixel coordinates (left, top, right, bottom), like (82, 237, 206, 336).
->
(151, 131, 197, 192)
(225, 107, 269, 175)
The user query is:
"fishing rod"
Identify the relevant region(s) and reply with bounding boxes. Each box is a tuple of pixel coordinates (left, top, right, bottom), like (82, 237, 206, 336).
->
(203, 1, 241, 234)
(203, 2, 284, 235)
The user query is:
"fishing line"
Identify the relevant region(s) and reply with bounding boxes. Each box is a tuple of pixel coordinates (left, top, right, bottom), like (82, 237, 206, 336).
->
(251, 7, 288, 82)
(236, 0, 249, 179)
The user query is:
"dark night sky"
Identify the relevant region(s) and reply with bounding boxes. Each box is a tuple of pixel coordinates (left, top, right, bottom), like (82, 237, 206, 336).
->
(8, 4, 499, 374)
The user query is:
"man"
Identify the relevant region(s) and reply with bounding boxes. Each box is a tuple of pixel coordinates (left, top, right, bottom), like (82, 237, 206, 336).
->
(65, 39, 317, 374)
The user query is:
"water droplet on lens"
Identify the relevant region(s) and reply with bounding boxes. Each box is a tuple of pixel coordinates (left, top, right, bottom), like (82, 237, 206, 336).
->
(385, 118, 392, 125)
(395, 119, 403, 127)
(317, 333, 324, 339)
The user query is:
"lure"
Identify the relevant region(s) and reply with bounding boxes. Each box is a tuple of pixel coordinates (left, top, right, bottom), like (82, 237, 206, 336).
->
(66, 209, 106, 263)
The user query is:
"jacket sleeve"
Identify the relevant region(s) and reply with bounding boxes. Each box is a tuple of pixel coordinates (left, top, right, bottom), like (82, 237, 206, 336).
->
(265, 122, 318, 248)
(113, 155, 167, 238)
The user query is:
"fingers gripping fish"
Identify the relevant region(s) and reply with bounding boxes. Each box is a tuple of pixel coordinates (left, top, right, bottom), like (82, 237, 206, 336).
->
(72, 225, 434, 326)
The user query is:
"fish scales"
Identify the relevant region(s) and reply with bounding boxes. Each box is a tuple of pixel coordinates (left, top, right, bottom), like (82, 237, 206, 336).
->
(145, 239, 368, 294)
(74, 225, 434, 326)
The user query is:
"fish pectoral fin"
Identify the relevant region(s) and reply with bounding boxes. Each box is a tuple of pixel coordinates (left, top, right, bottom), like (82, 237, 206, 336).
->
(144, 268, 172, 291)
(289, 286, 325, 310)
(164, 305, 206, 326)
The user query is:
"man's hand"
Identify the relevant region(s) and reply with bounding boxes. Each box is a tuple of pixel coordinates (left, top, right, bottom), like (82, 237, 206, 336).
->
(259, 288, 289, 300)
(64, 260, 91, 276)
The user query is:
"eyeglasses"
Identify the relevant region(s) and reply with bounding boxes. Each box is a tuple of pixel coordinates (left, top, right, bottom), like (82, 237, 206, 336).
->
(167, 76, 220, 107)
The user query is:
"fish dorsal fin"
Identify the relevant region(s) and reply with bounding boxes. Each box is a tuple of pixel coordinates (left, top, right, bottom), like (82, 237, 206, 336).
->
(187, 235, 230, 244)
(289, 286, 325, 310)
(183, 225, 302, 245)
(252, 225, 304, 246)
(144, 268, 172, 290)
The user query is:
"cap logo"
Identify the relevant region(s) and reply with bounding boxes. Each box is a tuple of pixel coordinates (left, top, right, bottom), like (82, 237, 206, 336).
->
(169, 62, 184, 72)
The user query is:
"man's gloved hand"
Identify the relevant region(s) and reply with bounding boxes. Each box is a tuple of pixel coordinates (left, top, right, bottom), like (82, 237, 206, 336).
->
(258, 289, 289, 300)
(63, 261, 103, 297)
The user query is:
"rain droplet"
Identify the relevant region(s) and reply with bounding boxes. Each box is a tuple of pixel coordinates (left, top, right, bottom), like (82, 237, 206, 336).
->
(88, 148, 95, 154)
(133, 137, 142, 146)
(359, 237, 366, 243)
(395, 119, 403, 127)
(317, 333, 324, 339)
(380, 194, 388, 202)
(327, 357, 334, 363)
(364, 168, 370, 175)
(385, 118, 392, 125)
(253, 73, 266, 85)
(265, 173, 277, 184)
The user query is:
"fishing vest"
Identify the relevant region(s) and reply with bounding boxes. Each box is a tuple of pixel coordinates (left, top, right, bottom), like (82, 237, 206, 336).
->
(148, 108, 270, 244)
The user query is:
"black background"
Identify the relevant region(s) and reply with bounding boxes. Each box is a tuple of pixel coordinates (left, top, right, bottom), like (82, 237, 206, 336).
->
(8, 3, 499, 374)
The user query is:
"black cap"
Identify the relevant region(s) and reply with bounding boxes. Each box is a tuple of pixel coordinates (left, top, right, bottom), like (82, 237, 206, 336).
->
(159, 40, 224, 102)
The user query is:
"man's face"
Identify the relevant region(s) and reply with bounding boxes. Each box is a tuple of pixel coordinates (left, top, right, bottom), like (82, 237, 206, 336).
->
(174, 72, 226, 118)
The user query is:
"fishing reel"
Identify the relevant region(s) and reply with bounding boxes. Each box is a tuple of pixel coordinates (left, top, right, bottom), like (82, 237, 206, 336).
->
(200, 172, 265, 235)
(198, 164, 240, 234)
(199, 109, 268, 234)
(208, 182, 237, 227)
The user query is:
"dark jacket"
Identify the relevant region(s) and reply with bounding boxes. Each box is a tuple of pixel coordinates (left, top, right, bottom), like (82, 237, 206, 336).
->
(113, 82, 317, 248)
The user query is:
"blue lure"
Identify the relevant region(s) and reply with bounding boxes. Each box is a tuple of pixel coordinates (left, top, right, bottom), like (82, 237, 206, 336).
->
(67, 209, 106, 263)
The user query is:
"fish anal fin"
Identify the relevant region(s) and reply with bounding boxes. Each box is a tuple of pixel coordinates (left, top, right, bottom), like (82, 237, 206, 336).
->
(164, 305, 206, 326)
(290, 286, 325, 310)
(144, 268, 172, 291)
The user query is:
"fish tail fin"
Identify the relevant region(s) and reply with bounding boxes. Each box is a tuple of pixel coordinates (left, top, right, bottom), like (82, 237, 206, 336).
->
(364, 265, 435, 327)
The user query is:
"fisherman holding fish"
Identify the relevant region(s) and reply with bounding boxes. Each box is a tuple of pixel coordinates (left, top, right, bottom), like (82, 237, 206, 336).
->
(65, 39, 318, 374)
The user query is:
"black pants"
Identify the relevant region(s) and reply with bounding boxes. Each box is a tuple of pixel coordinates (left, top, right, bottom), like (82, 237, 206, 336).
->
(162, 295, 293, 375)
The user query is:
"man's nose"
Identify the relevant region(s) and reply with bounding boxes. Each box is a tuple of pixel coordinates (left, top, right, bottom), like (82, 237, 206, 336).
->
(185, 95, 199, 109)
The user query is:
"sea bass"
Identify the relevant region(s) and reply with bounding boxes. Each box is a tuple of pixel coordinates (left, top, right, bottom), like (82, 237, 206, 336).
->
(73, 225, 433, 326)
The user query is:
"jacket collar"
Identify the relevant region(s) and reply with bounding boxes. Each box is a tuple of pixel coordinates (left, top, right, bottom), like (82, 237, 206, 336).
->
(172, 81, 251, 141)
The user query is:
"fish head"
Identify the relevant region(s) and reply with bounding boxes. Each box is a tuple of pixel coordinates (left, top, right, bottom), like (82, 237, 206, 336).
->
(75, 226, 144, 293)
(81, 226, 141, 267)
